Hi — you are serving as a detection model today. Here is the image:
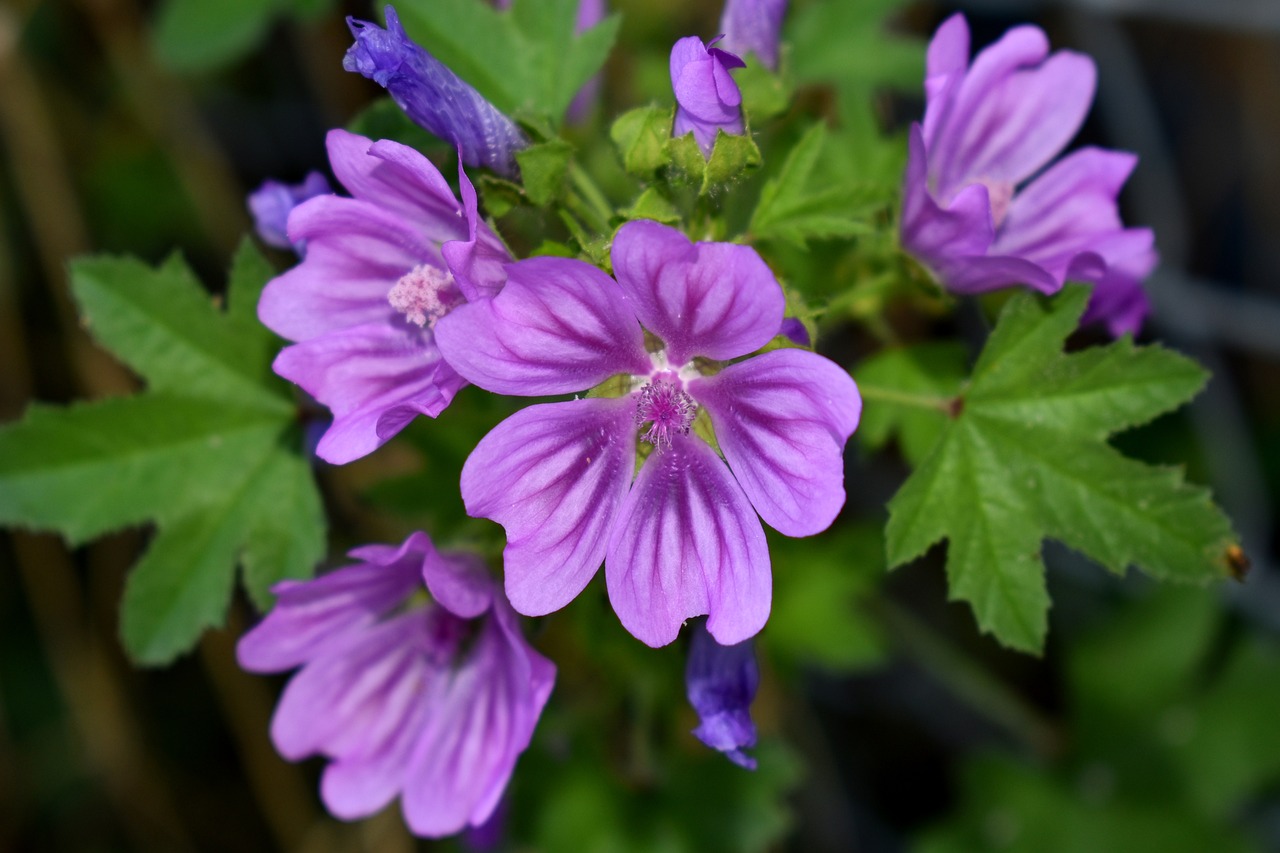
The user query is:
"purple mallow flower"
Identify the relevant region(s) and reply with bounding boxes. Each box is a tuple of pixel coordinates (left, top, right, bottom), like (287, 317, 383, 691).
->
(686, 620, 759, 769)
(434, 220, 861, 648)
(344, 6, 528, 177)
(718, 0, 788, 71)
(670, 35, 746, 159)
(257, 129, 511, 464)
(900, 14, 1155, 334)
(246, 171, 332, 253)
(237, 532, 555, 838)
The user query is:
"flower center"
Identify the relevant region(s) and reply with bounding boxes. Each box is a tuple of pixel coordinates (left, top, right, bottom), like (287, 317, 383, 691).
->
(636, 374, 696, 449)
(975, 177, 1015, 228)
(388, 264, 461, 328)
(422, 607, 474, 666)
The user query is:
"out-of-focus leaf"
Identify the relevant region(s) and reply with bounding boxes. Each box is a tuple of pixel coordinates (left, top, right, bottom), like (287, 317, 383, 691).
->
(0, 243, 324, 665)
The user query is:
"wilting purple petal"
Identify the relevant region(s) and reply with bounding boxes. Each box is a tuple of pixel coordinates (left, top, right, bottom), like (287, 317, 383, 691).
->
(611, 220, 784, 365)
(461, 398, 637, 617)
(436, 257, 650, 396)
(671, 35, 746, 158)
(247, 172, 331, 252)
(718, 0, 787, 70)
(690, 348, 860, 537)
(344, 6, 527, 176)
(606, 433, 770, 648)
(686, 620, 759, 769)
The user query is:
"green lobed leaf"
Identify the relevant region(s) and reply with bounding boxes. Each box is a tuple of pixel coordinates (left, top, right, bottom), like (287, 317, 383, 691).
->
(750, 124, 880, 248)
(885, 286, 1235, 653)
(0, 242, 325, 665)
(394, 0, 620, 125)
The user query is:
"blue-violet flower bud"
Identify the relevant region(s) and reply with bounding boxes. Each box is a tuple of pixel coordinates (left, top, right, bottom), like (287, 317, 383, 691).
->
(343, 5, 528, 177)
(686, 620, 759, 769)
(246, 172, 331, 254)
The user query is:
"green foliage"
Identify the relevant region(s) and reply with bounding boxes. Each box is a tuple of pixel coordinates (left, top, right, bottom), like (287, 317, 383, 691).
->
(516, 138, 575, 206)
(918, 588, 1280, 852)
(884, 287, 1235, 653)
(750, 123, 882, 248)
(789, 0, 924, 132)
(153, 0, 333, 72)
(0, 244, 324, 665)
(857, 342, 969, 468)
(611, 106, 676, 180)
(395, 0, 620, 124)
(768, 525, 887, 672)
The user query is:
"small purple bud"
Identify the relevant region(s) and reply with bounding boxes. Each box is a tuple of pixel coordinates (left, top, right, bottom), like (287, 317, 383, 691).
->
(718, 0, 788, 70)
(779, 317, 810, 347)
(246, 172, 331, 254)
(686, 620, 759, 769)
(670, 35, 746, 159)
(343, 6, 528, 177)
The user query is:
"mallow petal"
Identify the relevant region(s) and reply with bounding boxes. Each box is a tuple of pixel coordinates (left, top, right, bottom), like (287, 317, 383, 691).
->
(436, 257, 650, 396)
(262, 195, 432, 342)
(901, 125, 996, 274)
(441, 161, 509, 302)
(461, 398, 637, 617)
(611, 220, 784, 364)
(422, 546, 493, 620)
(272, 323, 465, 464)
(326, 129, 466, 242)
(269, 613, 427, 762)
(690, 349, 860, 537)
(606, 433, 770, 648)
(402, 604, 554, 836)
(236, 541, 422, 673)
(993, 147, 1136, 264)
(948, 50, 1096, 191)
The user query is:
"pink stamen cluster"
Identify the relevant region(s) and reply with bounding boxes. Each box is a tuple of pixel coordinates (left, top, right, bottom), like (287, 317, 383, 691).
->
(636, 374, 697, 449)
(388, 264, 461, 328)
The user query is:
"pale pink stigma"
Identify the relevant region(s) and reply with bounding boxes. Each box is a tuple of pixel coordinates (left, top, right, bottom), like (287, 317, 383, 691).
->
(636, 375, 696, 449)
(388, 264, 461, 328)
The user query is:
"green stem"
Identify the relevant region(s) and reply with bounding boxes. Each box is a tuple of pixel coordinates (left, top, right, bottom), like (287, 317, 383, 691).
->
(568, 162, 614, 235)
(859, 383, 954, 413)
(870, 598, 1061, 758)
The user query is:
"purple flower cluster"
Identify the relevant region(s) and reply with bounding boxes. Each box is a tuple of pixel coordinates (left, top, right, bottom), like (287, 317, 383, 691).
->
(900, 14, 1155, 335)
(257, 129, 511, 464)
(434, 220, 861, 648)
(238, 532, 554, 836)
